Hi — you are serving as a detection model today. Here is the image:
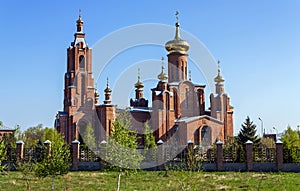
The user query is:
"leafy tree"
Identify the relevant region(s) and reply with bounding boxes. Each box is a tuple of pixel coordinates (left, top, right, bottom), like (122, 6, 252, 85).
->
(281, 126, 300, 163)
(281, 126, 300, 149)
(143, 121, 156, 149)
(2, 132, 16, 149)
(0, 139, 6, 172)
(143, 121, 157, 162)
(82, 123, 96, 150)
(34, 128, 70, 191)
(23, 124, 44, 148)
(106, 119, 144, 171)
(237, 116, 260, 146)
(260, 137, 275, 148)
(14, 125, 23, 141)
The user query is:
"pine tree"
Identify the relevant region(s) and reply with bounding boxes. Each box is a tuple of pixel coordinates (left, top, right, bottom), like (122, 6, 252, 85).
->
(237, 116, 260, 146)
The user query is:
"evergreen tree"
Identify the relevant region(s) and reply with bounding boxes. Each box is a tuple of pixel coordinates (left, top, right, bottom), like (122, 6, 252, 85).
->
(237, 116, 260, 146)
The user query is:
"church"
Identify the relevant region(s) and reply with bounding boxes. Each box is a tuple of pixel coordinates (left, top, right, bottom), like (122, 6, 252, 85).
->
(55, 14, 234, 146)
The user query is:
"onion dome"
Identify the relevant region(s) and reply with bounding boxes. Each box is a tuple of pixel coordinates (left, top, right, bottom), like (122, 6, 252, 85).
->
(165, 12, 190, 54)
(104, 78, 112, 94)
(135, 67, 144, 89)
(158, 57, 168, 82)
(76, 9, 84, 33)
(214, 60, 225, 83)
(94, 88, 100, 98)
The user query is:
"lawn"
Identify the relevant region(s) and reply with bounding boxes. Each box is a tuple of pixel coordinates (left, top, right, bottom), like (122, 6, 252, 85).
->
(0, 170, 299, 191)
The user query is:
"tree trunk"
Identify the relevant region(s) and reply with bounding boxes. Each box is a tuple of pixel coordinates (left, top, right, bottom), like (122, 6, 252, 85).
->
(52, 175, 55, 191)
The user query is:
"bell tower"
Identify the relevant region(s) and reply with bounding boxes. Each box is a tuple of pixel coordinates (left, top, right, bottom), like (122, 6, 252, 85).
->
(56, 13, 96, 143)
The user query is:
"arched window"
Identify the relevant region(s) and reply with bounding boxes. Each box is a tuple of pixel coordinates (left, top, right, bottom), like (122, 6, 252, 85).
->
(79, 55, 85, 70)
(201, 126, 211, 145)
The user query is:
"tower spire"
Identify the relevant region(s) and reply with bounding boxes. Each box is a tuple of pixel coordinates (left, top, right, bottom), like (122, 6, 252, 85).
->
(76, 9, 84, 33)
(135, 66, 144, 89)
(104, 77, 112, 104)
(214, 60, 225, 84)
(158, 57, 168, 82)
(175, 11, 181, 40)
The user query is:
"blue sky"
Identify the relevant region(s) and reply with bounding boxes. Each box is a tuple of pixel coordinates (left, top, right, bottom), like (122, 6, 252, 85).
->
(1, 0, 300, 135)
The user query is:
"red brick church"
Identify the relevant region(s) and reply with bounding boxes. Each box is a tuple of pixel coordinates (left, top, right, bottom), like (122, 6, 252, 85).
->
(55, 14, 234, 146)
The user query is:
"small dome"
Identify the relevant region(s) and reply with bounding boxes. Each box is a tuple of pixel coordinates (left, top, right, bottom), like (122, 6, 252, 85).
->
(104, 78, 112, 93)
(165, 23, 190, 54)
(157, 57, 168, 82)
(135, 67, 144, 89)
(214, 61, 225, 83)
(135, 80, 144, 89)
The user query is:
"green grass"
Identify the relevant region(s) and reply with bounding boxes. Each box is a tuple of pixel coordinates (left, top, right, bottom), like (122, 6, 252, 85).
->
(0, 170, 299, 191)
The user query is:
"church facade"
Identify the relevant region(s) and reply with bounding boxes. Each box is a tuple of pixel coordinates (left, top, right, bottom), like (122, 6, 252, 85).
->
(55, 15, 234, 146)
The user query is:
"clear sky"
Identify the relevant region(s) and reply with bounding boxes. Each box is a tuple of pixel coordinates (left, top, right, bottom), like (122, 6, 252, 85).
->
(1, 0, 300, 135)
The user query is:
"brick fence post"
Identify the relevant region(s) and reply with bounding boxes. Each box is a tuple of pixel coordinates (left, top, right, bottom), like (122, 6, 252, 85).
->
(44, 140, 52, 157)
(71, 140, 80, 170)
(245, 140, 253, 171)
(216, 140, 223, 171)
(276, 140, 283, 171)
(16, 141, 24, 162)
(157, 140, 164, 170)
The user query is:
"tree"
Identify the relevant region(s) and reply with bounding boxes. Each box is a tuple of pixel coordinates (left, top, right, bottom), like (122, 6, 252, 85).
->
(106, 119, 144, 170)
(237, 116, 260, 146)
(281, 126, 300, 149)
(82, 123, 96, 150)
(34, 129, 70, 191)
(0, 139, 6, 172)
(143, 121, 157, 162)
(23, 124, 44, 148)
(281, 126, 300, 163)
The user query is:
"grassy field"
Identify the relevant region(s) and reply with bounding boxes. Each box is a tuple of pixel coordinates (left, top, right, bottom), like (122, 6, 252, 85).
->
(0, 170, 299, 191)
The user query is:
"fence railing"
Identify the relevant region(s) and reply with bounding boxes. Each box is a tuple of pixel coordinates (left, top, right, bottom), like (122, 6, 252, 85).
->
(2, 140, 300, 171)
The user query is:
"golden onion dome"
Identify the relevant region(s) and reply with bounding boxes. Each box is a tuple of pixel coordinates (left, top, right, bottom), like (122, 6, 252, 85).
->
(157, 57, 168, 81)
(135, 67, 144, 89)
(214, 61, 225, 83)
(165, 22, 190, 54)
(104, 78, 112, 93)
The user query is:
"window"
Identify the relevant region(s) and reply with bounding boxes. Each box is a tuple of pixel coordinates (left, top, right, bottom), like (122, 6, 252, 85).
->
(79, 55, 85, 70)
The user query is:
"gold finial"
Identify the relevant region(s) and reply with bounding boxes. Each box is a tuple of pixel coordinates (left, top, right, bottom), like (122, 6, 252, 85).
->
(138, 66, 141, 81)
(104, 77, 112, 93)
(214, 60, 224, 83)
(175, 11, 179, 23)
(79, 9, 82, 19)
(158, 57, 168, 81)
(135, 66, 144, 89)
